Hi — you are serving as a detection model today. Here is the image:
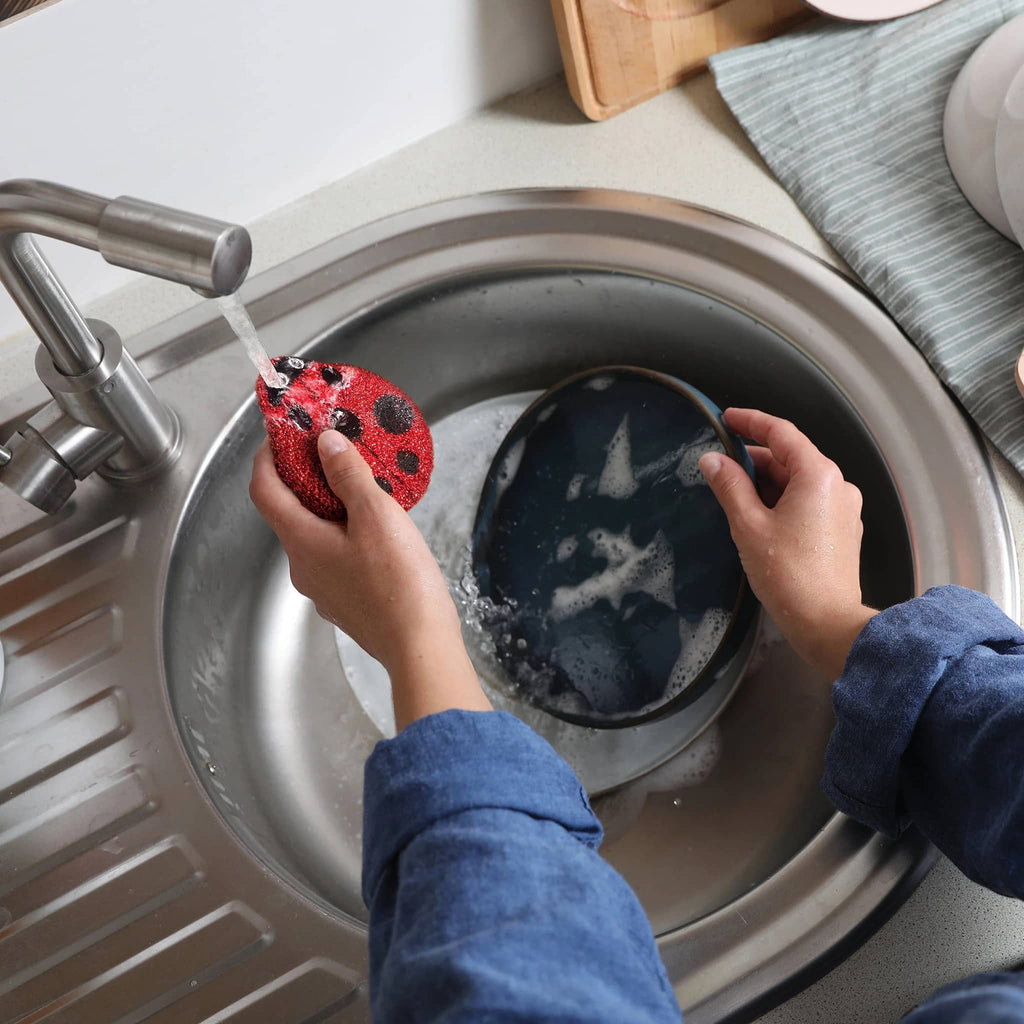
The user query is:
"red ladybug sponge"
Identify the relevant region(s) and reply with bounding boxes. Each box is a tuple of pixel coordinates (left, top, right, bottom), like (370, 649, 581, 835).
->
(256, 356, 433, 521)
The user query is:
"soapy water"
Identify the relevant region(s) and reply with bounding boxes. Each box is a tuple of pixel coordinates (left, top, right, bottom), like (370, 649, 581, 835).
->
(494, 437, 527, 501)
(597, 415, 639, 499)
(332, 389, 747, 791)
(556, 536, 578, 562)
(566, 473, 586, 501)
(549, 527, 677, 620)
(216, 293, 287, 389)
(594, 723, 722, 843)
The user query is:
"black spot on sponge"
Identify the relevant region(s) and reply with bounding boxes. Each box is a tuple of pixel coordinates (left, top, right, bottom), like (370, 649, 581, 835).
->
(330, 408, 362, 440)
(268, 356, 307, 407)
(396, 450, 420, 474)
(374, 476, 393, 495)
(288, 405, 313, 430)
(321, 365, 345, 385)
(373, 394, 414, 435)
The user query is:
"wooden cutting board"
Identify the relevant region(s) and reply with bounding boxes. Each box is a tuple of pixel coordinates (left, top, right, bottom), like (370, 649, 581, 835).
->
(552, 0, 811, 120)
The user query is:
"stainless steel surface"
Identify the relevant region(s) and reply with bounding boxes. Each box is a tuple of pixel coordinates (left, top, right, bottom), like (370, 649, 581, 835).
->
(0, 190, 1016, 1023)
(0, 427, 76, 513)
(0, 179, 251, 511)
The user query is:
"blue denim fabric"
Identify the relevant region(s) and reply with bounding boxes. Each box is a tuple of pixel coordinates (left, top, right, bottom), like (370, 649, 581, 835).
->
(825, 586, 1024, 897)
(362, 709, 682, 1022)
(362, 586, 1024, 1022)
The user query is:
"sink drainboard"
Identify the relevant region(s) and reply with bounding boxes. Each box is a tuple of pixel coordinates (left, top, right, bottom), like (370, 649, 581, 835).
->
(0, 191, 1016, 1023)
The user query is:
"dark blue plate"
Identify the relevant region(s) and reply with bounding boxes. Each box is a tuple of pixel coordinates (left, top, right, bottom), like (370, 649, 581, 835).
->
(471, 366, 758, 728)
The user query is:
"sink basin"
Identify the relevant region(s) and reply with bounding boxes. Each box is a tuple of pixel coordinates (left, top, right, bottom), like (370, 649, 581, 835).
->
(0, 191, 1017, 1023)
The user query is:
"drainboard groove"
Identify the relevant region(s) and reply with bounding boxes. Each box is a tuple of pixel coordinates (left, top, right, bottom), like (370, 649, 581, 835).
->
(0, 687, 130, 803)
(0, 517, 137, 632)
(0, 767, 157, 900)
(0, 837, 204, 1000)
(0, 603, 123, 709)
(5, 901, 272, 1024)
(186, 961, 364, 1024)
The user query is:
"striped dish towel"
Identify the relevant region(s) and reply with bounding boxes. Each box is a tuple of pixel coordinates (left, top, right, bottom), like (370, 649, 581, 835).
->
(710, 0, 1024, 474)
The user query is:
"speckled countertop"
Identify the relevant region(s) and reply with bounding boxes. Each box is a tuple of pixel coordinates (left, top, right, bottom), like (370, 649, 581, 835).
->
(2, 72, 1023, 1023)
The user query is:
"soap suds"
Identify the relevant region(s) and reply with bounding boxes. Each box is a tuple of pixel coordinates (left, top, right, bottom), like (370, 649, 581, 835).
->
(665, 607, 732, 699)
(566, 473, 587, 501)
(550, 527, 676, 621)
(597, 414, 639, 500)
(495, 437, 526, 499)
(556, 536, 578, 562)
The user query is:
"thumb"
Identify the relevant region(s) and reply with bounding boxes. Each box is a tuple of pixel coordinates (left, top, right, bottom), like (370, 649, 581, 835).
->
(699, 452, 764, 531)
(318, 430, 380, 511)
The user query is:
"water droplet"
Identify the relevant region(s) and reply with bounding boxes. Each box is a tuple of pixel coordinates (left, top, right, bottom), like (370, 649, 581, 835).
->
(205, 761, 217, 776)
(672, 797, 683, 807)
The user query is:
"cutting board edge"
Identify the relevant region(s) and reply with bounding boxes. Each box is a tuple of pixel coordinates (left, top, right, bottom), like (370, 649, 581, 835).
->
(551, 0, 813, 122)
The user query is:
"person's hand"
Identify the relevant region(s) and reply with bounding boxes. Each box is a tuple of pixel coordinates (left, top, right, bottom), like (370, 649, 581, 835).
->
(699, 409, 875, 679)
(250, 430, 490, 729)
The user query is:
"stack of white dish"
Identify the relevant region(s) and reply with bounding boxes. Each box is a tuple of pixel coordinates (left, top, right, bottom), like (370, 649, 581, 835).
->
(944, 13, 1024, 393)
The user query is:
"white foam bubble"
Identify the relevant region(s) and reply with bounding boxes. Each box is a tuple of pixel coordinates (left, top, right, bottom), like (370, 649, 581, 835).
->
(597, 414, 639, 500)
(640, 722, 722, 792)
(549, 527, 676, 621)
(566, 472, 587, 502)
(584, 374, 615, 391)
(556, 536, 578, 562)
(665, 607, 732, 699)
(495, 437, 526, 499)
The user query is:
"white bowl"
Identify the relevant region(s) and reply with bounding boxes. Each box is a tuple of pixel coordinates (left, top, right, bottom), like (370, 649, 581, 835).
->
(996, 62, 1024, 247)
(943, 13, 1024, 240)
(803, 0, 944, 20)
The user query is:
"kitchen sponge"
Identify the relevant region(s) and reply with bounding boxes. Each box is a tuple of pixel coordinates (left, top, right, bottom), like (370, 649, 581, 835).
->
(256, 356, 433, 521)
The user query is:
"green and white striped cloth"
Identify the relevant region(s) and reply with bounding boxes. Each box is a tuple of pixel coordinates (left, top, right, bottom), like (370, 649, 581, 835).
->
(711, 0, 1024, 473)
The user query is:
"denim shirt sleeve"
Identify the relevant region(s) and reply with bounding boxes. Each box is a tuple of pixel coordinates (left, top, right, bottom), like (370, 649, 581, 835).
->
(824, 585, 1024, 897)
(362, 709, 682, 1024)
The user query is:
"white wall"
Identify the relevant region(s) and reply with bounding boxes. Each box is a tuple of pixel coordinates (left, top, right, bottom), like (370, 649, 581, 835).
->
(0, 0, 561, 342)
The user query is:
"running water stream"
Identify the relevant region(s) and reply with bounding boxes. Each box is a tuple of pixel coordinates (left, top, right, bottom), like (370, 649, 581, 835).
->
(215, 293, 287, 388)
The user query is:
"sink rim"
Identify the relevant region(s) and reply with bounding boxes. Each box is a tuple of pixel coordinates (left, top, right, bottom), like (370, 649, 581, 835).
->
(163, 190, 1016, 1021)
(2, 189, 1007, 1024)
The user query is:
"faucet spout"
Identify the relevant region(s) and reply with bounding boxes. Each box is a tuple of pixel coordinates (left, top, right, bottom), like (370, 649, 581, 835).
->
(0, 180, 251, 376)
(0, 179, 253, 512)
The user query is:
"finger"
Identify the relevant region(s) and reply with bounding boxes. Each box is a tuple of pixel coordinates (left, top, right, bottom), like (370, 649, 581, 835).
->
(747, 446, 788, 507)
(250, 441, 342, 550)
(722, 409, 827, 475)
(699, 452, 766, 533)
(317, 430, 385, 517)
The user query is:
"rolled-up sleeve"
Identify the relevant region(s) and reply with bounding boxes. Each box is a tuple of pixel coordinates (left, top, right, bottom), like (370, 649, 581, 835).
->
(362, 709, 682, 1024)
(824, 585, 1024, 896)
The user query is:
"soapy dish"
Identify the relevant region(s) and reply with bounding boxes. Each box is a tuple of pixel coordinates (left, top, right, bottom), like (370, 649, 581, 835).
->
(470, 366, 759, 729)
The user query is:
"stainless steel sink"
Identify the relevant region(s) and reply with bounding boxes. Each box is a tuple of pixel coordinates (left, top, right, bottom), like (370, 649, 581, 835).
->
(0, 190, 1016, 1023)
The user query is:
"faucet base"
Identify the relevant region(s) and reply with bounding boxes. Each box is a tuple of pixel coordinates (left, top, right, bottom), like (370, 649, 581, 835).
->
(35, 319, 183, 483)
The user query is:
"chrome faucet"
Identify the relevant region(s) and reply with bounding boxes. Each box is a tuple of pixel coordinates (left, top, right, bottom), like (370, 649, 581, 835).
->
(0, 179, 251, 513)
